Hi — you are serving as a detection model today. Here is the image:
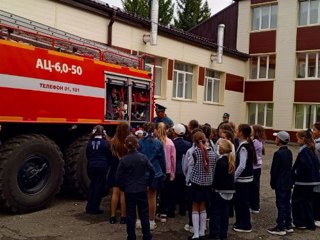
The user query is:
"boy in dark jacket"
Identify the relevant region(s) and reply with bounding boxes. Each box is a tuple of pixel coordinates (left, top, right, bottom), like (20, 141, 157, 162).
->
(268, 131, 293, 236)
(116, 135, 155, 240)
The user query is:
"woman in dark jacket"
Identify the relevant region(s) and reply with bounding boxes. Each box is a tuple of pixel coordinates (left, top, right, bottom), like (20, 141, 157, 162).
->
(292, 129, 320, 229)
(85, 125, 112, 214)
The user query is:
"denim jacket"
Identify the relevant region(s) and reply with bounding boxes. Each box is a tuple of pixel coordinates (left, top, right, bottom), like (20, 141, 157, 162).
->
(138, 135, 166, 178)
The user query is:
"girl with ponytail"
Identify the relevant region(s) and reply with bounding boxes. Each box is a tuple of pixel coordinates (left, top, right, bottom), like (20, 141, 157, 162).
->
(233, 124, 254, 233)
(188, 131, 217, 239)
(292, 129, 320, 229)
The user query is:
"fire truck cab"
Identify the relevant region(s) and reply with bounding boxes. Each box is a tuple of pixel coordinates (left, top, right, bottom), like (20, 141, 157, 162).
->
(0, 10, 154, 213)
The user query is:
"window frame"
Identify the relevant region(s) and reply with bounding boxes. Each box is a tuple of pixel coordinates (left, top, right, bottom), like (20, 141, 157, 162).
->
(299, 0, 320, 26)
(145, 62, 163, 97)
(173, 62, 193, 100)
(247, 102, 273, 127)
(251, 4, 278, 31)
(296, 52, 320, 78)
(294, 104, 320, 129)
(250, 55, 276, 80)
(204, 70, 220, 103)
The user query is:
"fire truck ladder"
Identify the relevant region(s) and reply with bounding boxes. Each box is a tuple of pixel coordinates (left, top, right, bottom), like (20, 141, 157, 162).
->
(0, 9, 140, 68)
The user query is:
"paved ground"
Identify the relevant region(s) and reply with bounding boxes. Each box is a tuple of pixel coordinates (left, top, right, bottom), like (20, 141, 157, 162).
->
(0, 143, 319, 240)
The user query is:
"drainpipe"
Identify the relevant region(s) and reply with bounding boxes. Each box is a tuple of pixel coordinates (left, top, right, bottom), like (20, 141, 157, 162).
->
(107, 9, 116, 46)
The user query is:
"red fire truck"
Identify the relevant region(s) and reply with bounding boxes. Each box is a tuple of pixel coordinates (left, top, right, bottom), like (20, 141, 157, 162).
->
(0, 11, 154, 212)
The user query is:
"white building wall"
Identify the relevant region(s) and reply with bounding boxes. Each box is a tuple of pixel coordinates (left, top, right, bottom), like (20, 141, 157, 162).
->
(0, 0, 247, 127)
(236, 1, 250, 54)
(273, 1, 298, 131)
(0, 0, 108, 43)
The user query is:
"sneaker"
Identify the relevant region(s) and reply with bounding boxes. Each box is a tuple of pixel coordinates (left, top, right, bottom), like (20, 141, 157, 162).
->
(160, 214, 167, 223)
(109, 216, 117, 224)
(184, 224, 194, 233)
(136, 219, 141, 229)
(315, 221, 320, 228)
(120, 217, 126, 224)
(249, 208, 260, 214)
(267, 227, 286, 236)
(285, 225, 294, 233)
(294, 225, 307, 230)
(150, 220, 157, 230)
(233, 227, 252, 233)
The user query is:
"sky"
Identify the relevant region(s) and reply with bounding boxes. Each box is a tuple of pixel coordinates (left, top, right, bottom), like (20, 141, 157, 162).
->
(102, 0, 234, 15)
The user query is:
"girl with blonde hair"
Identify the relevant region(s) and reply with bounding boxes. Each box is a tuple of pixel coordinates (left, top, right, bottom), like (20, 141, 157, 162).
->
(208, 139, 235, 240)
(154, 122, 176, 223)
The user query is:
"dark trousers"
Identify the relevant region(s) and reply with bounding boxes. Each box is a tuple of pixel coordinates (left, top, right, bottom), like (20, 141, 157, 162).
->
(314, 191, 320, 221)
(292, 185, 315, 229)
(86, 167, 107, 213)
(249, 168, 261, 211)
(234, 182, 252, 230)
(158, 174, 175, 215)
(209, 191, 231, 239)
(275, 189, 292, 230)
(125, 191, 152, 240)
(186, 185, 193, 226)
(173, 173, 186, 215)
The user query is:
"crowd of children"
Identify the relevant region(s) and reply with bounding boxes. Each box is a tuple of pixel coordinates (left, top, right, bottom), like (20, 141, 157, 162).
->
(85, 115, 320, 240)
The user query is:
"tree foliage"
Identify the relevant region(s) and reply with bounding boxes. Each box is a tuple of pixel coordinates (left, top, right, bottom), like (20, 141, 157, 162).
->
(174, 0, 211, 31)
(121, 0, 174, 25)
(122, 0, 149, 18)
(158, 0, 174, 26)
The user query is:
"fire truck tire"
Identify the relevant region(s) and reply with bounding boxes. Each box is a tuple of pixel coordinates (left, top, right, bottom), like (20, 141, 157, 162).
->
(0, 134, 64, 213)
(64, 134, 90, 199)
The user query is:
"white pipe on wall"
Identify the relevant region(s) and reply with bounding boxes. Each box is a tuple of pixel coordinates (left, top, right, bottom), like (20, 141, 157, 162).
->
(150, 0, 159, 46)
(217, 24, 225, 64)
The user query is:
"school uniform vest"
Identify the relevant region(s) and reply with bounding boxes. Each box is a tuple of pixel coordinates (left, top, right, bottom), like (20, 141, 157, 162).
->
(212, 155, 235, 193)
(235, 142, 253, 183)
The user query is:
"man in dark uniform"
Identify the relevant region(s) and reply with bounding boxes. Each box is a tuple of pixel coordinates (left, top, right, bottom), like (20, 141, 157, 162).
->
(217, 113, 230, 138)
(153, 103, 174, 128)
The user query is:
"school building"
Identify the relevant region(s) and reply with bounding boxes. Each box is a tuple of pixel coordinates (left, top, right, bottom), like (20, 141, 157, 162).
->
(1, 0, 319, 138)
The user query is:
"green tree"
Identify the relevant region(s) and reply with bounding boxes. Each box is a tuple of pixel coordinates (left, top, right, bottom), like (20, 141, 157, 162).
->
(200, 0, 211, 22)
(122, 0, 149, 18)
(122, 0, 174, 25)
(174, 0, 211, 31)
(158, 0, 174, 26)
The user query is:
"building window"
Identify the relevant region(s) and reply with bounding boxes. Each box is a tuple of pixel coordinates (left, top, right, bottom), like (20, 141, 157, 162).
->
(250, 55, 276, 79)
(297, 52, 320, 78)
(299, 0, 320, 26)
(252, 4, 277, 31)
(145, 57, 162, 96)
(173, 62, 193, 99)
(248, 103, 273, 127)
(295, 104, 320, 129)
(204, 69, 220, 103)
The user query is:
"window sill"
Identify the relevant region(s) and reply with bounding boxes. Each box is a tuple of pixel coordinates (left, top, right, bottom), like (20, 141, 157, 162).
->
(203, 101, 223, 106)
(250, 28, 276, 33)
(298, 23, 320, 28)
(294, 78, 320, 81)
(171, 98, 193, 102)
(246, 79, 275, 82)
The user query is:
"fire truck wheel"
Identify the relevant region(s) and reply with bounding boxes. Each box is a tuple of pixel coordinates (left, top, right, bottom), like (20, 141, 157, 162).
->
(64, 134, 90, 198)
(0, 134, 64, 213)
